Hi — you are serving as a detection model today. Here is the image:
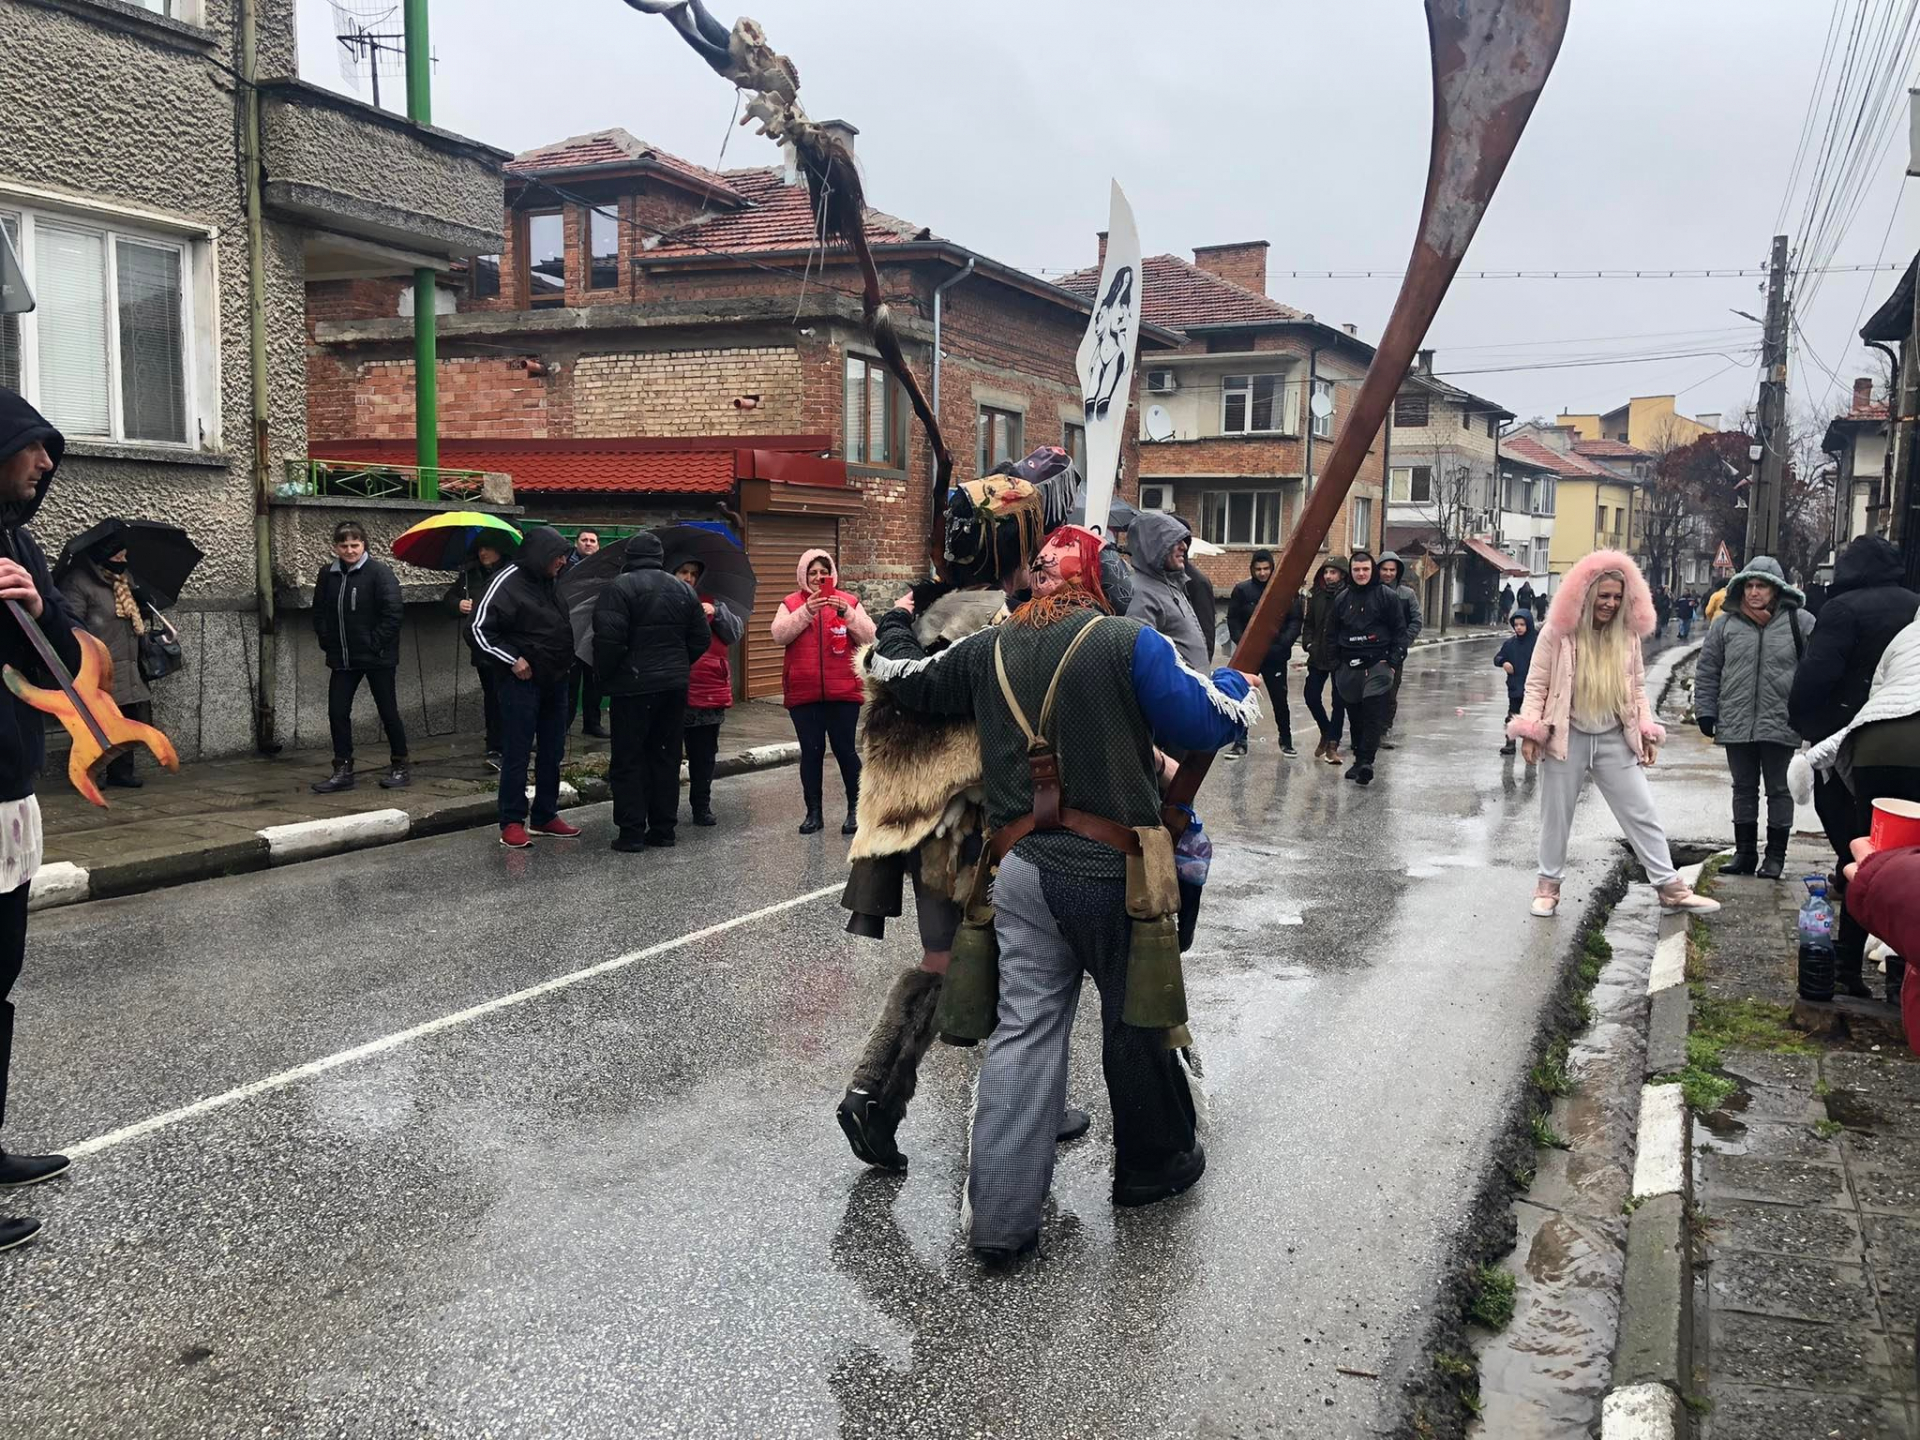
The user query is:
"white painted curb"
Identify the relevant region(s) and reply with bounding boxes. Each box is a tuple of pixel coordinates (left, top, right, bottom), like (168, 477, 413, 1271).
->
(1601, 1381, 1680, 1439)
(29, 861, 90, 912)
(260, 809, 411, 864)
(1631, 1085, 1688, 1199)
(740, 742, 802, 766)
(1648, 920, 1688, 992)
(524, 781, 581, 806)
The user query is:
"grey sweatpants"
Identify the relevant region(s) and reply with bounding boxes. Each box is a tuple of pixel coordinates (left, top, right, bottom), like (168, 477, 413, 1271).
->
(1537, 724, 1678, 887)
(966, 852, 1196, 1251)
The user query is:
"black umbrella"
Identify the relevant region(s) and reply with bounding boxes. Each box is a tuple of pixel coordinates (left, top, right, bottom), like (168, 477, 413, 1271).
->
(55, 517, 204, 608)
(557, 525, 755, 666)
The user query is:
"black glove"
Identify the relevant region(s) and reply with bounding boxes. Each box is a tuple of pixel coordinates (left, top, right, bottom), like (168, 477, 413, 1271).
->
(907, 577, 953, 616)
(1697, 716, 1716, 738)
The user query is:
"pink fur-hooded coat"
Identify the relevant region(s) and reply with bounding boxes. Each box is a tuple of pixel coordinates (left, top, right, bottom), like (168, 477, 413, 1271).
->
(1505, 549, 1666, 763)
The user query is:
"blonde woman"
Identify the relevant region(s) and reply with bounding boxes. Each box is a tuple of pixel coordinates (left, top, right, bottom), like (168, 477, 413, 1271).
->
(1507, 550, 1719, 918)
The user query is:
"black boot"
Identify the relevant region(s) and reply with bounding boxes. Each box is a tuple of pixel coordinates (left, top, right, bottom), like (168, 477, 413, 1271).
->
(1756, 827, 1790, 881)
(837, 1087, 907, 1171)
(798, 809, 825, 835)
(1721, 822, 1759, 876)
(310, 760, 355, 795)
(842, 805, 859, 837)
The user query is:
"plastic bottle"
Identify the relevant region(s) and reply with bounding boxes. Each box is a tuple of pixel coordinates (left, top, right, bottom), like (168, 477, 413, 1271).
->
(1797, 877, 1838, 1003)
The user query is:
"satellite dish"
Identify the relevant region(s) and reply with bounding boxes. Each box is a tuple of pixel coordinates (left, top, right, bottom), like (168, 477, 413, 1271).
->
(1144, 404, 1175, 442)
(1310, 389, 1335, 420)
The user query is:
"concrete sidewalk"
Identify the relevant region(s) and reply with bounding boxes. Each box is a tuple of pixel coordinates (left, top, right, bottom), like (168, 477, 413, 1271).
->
(32, 698, 801, 907)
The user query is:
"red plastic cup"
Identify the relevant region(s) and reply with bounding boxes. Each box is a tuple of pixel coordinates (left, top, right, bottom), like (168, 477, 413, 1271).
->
(1869, 797, 1920, 851)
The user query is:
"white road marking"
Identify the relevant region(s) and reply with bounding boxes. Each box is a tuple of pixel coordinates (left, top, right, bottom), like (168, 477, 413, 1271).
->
(1600, 1381, 1680, 1439)
(1630, 1083, 1688, 1199)
(64, 882, 845, 1158)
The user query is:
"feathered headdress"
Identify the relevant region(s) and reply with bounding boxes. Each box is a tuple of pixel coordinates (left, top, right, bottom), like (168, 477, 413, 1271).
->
(942, 446, 1084, 588)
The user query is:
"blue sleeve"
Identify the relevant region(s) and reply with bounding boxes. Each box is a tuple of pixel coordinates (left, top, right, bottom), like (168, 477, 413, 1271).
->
(1493, 639, 1513, 669)
(1129, 626, 1260, 751)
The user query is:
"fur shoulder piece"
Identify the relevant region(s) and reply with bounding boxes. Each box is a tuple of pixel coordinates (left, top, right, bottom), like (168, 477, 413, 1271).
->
(1547, 549, 1657, 638)
(915, 589, 1007, 648)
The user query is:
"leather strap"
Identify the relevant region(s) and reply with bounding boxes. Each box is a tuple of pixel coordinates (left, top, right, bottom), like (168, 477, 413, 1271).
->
(991, 808, 1143, 863)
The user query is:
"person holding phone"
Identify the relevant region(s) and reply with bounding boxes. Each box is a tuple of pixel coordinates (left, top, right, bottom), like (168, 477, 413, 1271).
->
(771, 549, 874, 835)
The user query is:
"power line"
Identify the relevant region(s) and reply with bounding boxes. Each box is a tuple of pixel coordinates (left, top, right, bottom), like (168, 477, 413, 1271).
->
(1036, 263, 1911, 282)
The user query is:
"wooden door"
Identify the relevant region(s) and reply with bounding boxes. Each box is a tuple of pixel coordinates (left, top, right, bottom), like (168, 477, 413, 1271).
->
(744, 514, 839, 700)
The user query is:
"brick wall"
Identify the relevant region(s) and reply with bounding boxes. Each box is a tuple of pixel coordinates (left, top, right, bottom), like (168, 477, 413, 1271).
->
(572, 347, 807, 436)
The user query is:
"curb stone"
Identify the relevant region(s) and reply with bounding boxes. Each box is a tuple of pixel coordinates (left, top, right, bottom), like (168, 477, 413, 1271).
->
(1600, 860, 1708, 1436)
(31, 744, 806, 911)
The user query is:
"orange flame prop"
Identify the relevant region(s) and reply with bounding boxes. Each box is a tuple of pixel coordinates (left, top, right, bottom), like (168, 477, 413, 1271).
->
(4, 627, 179, 807)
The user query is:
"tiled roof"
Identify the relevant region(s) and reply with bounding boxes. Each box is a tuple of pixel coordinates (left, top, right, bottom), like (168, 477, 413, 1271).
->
(1842, 400, 1890, 421)
(1572, 438, 1652, 460)
(507, 128, 743, 201)
(1057, 253, 1306, 329)
(307, 438, 832, 495)
(1502, 434, 1617, 479)
(646, 166, 927, 256)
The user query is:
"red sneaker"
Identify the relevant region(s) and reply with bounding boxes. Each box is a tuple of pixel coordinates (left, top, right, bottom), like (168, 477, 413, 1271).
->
(499, 822, 532, 849)
(532, 817, 581, 839)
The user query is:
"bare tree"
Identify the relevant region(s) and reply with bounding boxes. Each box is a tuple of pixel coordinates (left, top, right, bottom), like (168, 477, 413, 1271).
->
(1401, 448, 1482, 634)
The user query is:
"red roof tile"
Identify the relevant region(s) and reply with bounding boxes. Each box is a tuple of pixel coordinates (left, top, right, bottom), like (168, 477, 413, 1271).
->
(1056, 253, 1305, 329)
(1571, 438, 1652, 460)
(308, 437, 835, 495)
(507, 128, 743, 202)
(644, 166, 924, 257)
(1502, 434, 1618, 479)
(1846, 400, 1891, 421)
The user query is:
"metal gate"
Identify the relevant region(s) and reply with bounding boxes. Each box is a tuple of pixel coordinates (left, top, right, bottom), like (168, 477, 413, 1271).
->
(744, 514, 839, 700)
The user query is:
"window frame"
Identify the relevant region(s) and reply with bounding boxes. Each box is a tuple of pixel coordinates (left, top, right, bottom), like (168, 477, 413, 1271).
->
(1198, 487, 1284, 548)
(1394, 390, 1430, 428)
(1062, 420, 1086, 476)
(1349, 495, 1374, 551)
(1311, 377, 1335, 438)
(1389, 464, 1434, 505)
(522, 208, 567, 308)
(586, 206, 620, 292)
(1220, 373, 1285, 435)
(843, 352, 902, 470)
(0, 201, 200, 448)
(977, 404, 1023, 475)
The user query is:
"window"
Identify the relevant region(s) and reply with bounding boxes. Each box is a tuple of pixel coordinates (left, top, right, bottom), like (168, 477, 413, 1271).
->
(1390, 465, 1433, 505)
(1200, 490, 1283, 547)
(1349, 495, 1374, 551)
(843, 355, 898, 467)
(1488, 415, 1499, 440)
(1139, 483, 1174, 513)
(524, 210, 565, 305)
(1537, 478, 1555, 516)
(1062, 421, 1086, 476)
(1312, 378, 1335, 438)
(1394, 390, 1429, 428)
(470, 254, 501, 300)
(1221, 374, 1283, 434)
(588, 208, 619, 291)
(0, 205, 195, 445)
(1532, 537, 1550, 574)
(1462, 409, 1472, 431)
(977, 405, 1022, 473)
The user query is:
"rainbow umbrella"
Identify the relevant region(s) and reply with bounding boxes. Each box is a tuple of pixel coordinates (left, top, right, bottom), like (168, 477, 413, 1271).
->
(391, 512, 523, 570)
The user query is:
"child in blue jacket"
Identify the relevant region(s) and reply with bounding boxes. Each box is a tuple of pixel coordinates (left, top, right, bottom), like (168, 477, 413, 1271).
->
(1495, 609, 1537, 756)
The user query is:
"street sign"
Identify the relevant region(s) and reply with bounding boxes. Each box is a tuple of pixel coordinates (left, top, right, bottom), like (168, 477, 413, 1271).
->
(1712, 541, 1733, 573)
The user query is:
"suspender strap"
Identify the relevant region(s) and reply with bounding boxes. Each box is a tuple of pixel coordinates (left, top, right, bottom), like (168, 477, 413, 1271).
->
(992, 616, 1107, 747)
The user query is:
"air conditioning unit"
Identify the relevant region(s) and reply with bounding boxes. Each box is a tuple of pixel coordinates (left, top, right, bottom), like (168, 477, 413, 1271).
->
(1146, 369, 1177, 394)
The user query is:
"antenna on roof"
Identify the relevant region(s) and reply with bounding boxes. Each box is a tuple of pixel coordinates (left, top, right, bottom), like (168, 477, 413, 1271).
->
(328, 0, 422, 112)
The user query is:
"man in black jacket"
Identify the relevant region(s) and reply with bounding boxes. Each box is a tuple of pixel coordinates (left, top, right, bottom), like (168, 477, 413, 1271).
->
(0, 389, 88, 1251)
(1225, 548, 1303, 758)
(312, 520, 409, 793)
(592, 530, 710, 852)
(473, 526, 581, 848)
(1330, 548, 1409, 785)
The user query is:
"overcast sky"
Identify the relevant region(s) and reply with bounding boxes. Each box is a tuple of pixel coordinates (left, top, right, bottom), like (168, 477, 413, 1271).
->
(297, 0, 1920, 431)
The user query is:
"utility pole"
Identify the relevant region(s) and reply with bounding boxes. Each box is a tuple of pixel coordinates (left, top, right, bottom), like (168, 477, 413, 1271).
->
(1746, 234, 1789, 561)
(405, 0, 439, 500)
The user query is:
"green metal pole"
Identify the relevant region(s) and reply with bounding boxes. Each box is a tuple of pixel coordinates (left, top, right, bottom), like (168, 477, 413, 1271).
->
(404, 0, 439, 499)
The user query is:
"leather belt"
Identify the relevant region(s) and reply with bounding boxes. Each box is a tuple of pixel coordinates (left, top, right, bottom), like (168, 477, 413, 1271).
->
(991, 808, 1143, 863)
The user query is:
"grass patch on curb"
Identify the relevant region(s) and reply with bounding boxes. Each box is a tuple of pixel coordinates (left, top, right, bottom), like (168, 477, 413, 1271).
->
(1466, 1265, 1518, 1331)
(1530, 1038, 1573, 1098)
(1529, 1113, 1571, 1151)
(1689, 994, 1812, 1067)
(1815, 1118, 1844, 1140)
(1656, 1064, 1736, 1114)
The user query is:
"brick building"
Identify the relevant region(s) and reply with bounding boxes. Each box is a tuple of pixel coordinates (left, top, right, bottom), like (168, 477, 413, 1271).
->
(307, 127, 1173, 695)
(1058, 240, 1385, 599)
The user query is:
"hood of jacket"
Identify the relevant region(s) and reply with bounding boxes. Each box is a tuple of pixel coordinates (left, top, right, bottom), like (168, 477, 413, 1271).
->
(515, 526, 571, 580)
(1377, 549, 1412, 590)
(1509, 611, 1535, 639)
(1726, 555, 1806, 609)
(665, 551, 704, 585)
(623, 530, 666, 574)
(1315, 554, 1351, 591)
(1830, 535, 1903, 597)
(1127, 510, 1191, 575)
(1544, 548, 1657, 638)
(0, 389, 62, 528)
(795, 547, 837, 590)
(1247, 548, 1274, 579)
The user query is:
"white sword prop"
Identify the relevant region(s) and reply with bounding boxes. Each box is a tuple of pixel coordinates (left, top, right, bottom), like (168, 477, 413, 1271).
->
(1074, 180, 1142, 537)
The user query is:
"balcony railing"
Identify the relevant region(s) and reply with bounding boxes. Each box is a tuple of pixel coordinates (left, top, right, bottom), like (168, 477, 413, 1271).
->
(279, 459, 490, 503)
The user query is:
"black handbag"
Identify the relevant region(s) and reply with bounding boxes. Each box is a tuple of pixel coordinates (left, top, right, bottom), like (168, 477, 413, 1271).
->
(137, 607, 184, 683)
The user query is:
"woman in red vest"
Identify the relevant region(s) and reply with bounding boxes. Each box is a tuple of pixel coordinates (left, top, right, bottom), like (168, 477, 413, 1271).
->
(672, 554, 745, 828)
(771, 549, 875, 834)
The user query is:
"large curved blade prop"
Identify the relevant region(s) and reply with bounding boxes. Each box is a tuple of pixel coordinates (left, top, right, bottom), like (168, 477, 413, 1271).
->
(1166, 0, 1571, 823)
(619, 1, 955, 540)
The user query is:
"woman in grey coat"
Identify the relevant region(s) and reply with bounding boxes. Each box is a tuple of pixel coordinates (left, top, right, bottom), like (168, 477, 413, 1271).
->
(58, 527, 162, 788)
(1693, 555, 1816, 879)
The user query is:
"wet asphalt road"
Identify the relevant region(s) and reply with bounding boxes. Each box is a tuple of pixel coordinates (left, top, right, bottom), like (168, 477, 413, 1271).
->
(2, 637, 1731, 1439)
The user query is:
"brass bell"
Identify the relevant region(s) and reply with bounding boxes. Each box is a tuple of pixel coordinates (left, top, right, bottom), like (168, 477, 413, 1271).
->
(841, 855, 904, 940)
(1122, 915, 1188, 1030)
(935, 918, 1000, 1046)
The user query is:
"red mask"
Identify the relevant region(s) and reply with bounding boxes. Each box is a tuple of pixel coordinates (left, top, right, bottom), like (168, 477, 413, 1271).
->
(1033, 526, 1107, 605)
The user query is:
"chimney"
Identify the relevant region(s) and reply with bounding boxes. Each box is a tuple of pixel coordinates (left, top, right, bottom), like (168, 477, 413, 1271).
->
(1191, 240, 1270, 296)
(1694, 411, 1720, 431)
(1097, 230, 1109, 269)
(1854, 376, 1875, 411)
(817, 118, 859, 157)
(1416, 348, 1434, 374)
(1344, 323, 1358, 337)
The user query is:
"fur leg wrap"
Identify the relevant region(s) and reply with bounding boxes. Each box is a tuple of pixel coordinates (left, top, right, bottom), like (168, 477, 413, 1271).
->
(849, 967, 944, 1118)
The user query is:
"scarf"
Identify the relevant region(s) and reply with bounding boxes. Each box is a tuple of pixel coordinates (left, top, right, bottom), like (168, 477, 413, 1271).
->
(110, 568, 148, 636)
